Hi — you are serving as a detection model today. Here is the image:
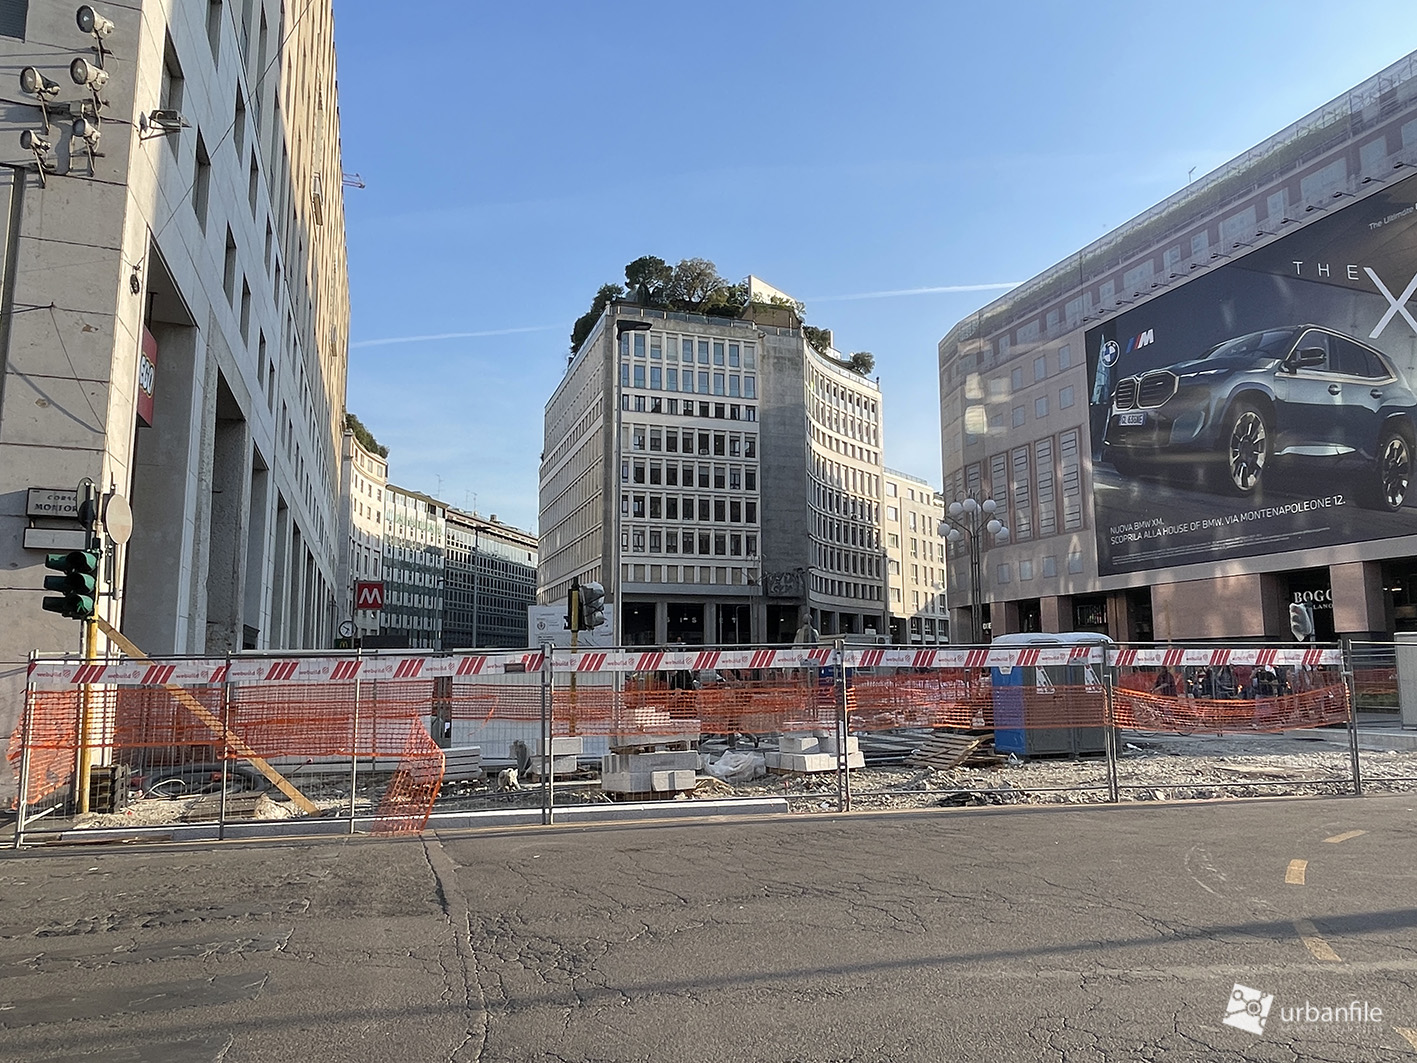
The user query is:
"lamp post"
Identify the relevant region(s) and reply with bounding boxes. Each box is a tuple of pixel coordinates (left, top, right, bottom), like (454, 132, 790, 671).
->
(941, 496, 1009, 645)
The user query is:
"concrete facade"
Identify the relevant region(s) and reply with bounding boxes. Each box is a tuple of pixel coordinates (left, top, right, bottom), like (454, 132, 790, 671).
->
(0, 0, 350, 792)
(538, 297, 889, 647)
(337, 427, 387, 641)
(883, 469, 948, 643)
(937, 51, 1417, 644)
(379, 484, 445, 650)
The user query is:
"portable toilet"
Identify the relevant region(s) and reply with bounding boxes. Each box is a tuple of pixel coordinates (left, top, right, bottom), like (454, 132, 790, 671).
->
(990, 632, 1112, 758)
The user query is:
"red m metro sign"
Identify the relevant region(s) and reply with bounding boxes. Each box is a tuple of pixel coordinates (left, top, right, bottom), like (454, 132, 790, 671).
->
(354, 581, 384, 610)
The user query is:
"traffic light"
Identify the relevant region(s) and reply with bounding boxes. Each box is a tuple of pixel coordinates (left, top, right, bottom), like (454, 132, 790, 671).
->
(580, 581, 606, 629)
(42, 549, 99, 620)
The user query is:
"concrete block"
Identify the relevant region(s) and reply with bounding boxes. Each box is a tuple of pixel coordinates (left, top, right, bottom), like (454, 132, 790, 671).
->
(817, 735, 860, 755)
(780, 734, 819, 754)
(539, 736, 583, 756)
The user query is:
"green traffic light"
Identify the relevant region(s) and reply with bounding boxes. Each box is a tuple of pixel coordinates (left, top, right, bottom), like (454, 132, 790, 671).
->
(40, 548, 100, 620)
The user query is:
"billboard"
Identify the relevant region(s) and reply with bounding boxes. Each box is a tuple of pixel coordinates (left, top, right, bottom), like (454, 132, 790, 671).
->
(1088, 173, 1417, 576)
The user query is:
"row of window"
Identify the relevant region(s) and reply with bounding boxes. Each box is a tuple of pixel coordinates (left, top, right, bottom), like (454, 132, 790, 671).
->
(622, 528, 759, 557)
(621, 394, 758, 420)
(995, 552, 1087, 584)
(621, 563, 756, 587)
(622, 362, 758, 399)
(628, 427, 757, 457)
(818, 546, 880, 580)
(812, 575, 881, 602)
(950, 428, 1086, 542)
(623, 463, 758, 490)
(621, 495, 760, 523)
(621, 332, 757, 370)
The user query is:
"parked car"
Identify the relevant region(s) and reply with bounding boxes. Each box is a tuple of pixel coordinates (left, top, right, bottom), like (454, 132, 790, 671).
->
(1102, 325, 1417, 509)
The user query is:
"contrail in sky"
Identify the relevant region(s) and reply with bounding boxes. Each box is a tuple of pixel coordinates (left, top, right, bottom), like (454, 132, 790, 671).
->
(351, 324, 561, 348)
(808, 282, 1022, 303)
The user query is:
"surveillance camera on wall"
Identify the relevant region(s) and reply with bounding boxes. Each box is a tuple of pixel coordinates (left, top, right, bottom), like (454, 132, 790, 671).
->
(72, 117, 101, 150)
(76, 5, 114, 38)
(20, 130, 52, 153)
(70, 57, 108, 90)
(20, 67, 61, 99)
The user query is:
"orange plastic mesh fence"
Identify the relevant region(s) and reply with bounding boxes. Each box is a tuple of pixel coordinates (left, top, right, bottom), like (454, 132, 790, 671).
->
(1352, 666, 1396, 697)
(994, 686, 1109, 729)
(1112, 685, 1349, 733)
(851, 673, 993, 730)
(372, 720, 444, 834)
(8, 690, 84, 806)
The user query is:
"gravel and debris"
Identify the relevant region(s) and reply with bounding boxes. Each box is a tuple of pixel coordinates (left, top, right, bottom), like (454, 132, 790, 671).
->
(64, 728, 1417, 829)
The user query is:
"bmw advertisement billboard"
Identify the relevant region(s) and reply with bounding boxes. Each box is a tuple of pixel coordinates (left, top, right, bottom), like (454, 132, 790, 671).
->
(1088, 172, 1417, 576)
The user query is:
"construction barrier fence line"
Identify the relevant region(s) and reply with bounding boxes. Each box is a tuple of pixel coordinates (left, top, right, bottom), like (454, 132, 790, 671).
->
(6, 640, 1389, 843)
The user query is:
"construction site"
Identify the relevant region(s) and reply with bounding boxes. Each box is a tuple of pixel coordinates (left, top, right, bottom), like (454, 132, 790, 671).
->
(8, 640, 1417, 845)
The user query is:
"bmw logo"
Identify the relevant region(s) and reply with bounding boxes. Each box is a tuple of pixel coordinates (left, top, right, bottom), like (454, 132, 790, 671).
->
(1101, 339, 1120, 367)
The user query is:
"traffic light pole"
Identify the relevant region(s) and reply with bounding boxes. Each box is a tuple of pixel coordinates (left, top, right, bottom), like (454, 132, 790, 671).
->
(75, 616, 98, 814)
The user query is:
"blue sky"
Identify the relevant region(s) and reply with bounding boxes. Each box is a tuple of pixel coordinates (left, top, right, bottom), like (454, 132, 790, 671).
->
(335, 1, 1416, 533)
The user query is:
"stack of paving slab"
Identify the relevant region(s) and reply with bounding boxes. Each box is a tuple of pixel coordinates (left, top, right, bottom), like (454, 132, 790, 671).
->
(600, 707, 702, 796)
(442, 746, 483, 783)
(536, 736, 583, 777)
(609, 706, 701, 752)
(600, 749, 699, 796)
(765, 732, 865, 773)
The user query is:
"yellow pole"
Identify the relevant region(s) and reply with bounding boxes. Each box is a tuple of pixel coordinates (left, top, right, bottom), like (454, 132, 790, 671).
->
(76, 617, 98, 814)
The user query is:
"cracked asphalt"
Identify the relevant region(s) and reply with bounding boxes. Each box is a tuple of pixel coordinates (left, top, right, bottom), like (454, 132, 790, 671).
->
(1, 795, 1414, 1062)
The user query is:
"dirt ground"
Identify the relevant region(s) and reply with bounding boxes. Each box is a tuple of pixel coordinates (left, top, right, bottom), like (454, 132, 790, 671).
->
(65, 728, 1417, 829)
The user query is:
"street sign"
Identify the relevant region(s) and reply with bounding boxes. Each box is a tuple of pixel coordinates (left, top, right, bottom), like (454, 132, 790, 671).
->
(103, 492, 133, 544)
(354, 581, 384, 610)
(23, 527, 90, 551)
(26, 488, 80, 519)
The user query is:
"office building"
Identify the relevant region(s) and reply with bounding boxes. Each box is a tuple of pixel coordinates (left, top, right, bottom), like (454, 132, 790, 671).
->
(379, 484, 445, 650)
(442, 509, 537, 649)
(0, 0, 351, 793)
(884, 470, 948, 643)
(539, 287, 889, 645)
(337, 427, 387, 641)
(936, 51, 1417, 641)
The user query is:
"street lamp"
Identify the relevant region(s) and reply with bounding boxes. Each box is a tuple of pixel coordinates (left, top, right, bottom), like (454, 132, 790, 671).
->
(941, 495, 1009, 645)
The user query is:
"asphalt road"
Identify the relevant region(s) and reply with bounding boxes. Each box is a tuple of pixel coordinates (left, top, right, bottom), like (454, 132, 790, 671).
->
(1, 796, 1415, 1062)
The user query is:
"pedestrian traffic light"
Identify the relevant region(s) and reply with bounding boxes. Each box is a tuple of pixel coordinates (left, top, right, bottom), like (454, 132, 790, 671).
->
(42, 549, 99, 620)
(580, 581, 606, 629)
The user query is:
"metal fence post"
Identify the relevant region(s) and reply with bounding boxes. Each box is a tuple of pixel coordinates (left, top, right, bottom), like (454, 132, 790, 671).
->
(541, 642, 554, 826)
(219, 653, 233, 840)
(1341, 637, 1363, 797)
(1102, 642, 1120, 803)
(350, 645, 363, 834)
(14, 653, 36, 849)
(834, 639, 850, 813)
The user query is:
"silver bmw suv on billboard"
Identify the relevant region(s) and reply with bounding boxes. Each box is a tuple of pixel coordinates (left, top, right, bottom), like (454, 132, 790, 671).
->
(1102, 325, 1417, 510)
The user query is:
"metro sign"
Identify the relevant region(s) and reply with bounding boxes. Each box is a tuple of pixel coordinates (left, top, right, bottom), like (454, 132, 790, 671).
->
(354, 581, 384, 610)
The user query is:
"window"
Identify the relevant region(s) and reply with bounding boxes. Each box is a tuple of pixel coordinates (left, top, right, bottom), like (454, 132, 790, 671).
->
(745, 469, 756, 491)
(698, 340, 710, 364)
(1059, 385, 1075, 410)
(744, 436, 756, 458)
(649, 496, 662, 518)
(729, 343, 740, 367)
(1034, 355, 1047, 381)
(1012, 405, 1026, 428)
(745, 501, 757, 522)
(744, 375, 756, 399)
(650, 366, 662, 389)
(632, 496, 645, 517)
(698, 498, 710, 520)
(649, 463, 662, 485)
(193, 134, 212, 230)
(649, 428, 662, 451)
(634, 333, 646, 358)
(632, 428, 646, 450)
(713, 373, 725, 395)
(713, 433, 726, 456)
(713, 342, 725, 365)
(1058, 344, 1072, 369)
(620, 363, 630, 387)
(666, 497, 679, 519)
(206, 0, 222, 59)
(713, 465, 726, 489)
(698, 371, 710, 392)
(714, 499, 726, 522)
(633, 462, 645, 484)
(667, 368, 678, 390)
(633, 365, 645, 388)
(1010, 367, 1024, 390)
(699, 532, 711, 554)
(1035, 395, 1049, 419)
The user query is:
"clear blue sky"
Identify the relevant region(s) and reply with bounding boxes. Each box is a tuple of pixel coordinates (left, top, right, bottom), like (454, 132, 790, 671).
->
(335, 1, 1415, 533)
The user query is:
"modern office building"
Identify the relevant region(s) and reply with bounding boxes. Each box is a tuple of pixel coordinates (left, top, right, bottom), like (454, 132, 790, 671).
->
(379, 485, 446, 650)
(883, 470, 948, 644)
(442, 509, 537, 649)
(337, 427, 387, 641)
(539, 288, 889, 646)
(937, 51, 1417, 642)
(0, 0, 351, 790)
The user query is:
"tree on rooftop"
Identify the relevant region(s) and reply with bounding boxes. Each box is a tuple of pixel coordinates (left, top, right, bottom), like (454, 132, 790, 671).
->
(345, 412, 388, 458)
(846, 351, 875, 376)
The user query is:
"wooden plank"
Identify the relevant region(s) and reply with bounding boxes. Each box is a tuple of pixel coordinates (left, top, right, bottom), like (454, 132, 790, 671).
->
(95, 617, 320, 815)
(903, 733, 988, 769)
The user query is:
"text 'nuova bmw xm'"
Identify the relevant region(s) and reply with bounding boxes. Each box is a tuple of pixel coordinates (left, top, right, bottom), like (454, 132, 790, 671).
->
(1101, 325, 1417, 510)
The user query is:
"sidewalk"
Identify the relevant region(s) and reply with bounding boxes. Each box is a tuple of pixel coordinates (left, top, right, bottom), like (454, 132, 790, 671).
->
(1285, 712, 1417, 752)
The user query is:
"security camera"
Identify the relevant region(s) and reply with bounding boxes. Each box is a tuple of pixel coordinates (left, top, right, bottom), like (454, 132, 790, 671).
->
(76, 4, 114, 38)
(70, 57, 108, 90)
(20, 66, 61, 99)
(20, 130, 51, 153)
(72, 117, 101, 150)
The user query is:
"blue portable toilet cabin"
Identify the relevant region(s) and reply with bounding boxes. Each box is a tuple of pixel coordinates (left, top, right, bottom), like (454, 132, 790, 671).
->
(990, 632, 1113, 758)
